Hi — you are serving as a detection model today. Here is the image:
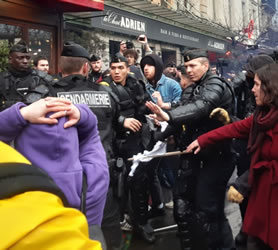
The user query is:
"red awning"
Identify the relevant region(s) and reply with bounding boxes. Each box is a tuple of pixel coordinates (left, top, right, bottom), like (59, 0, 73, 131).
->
(37, 0, 104, 12)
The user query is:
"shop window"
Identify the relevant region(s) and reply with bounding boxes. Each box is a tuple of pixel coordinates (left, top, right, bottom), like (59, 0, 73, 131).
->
(0, 24, 23, 71)
(0, 19, 56, 73)
(162, 49, 176, 67)
(28, 28, 53, 69)
(109, 40, 120, 59)
(0, 23, 22, 43)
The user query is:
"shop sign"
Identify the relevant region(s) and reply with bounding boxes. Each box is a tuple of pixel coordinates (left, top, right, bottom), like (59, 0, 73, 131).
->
(102, 10, 146, 33)
(91, 6, 227, 52)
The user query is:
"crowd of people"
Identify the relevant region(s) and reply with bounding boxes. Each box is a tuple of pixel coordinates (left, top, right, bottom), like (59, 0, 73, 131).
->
(0, 35, 277, 250)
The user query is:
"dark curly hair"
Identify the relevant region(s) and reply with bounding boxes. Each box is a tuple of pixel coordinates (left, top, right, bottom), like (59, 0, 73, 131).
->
(256, 63, 278, 107)
(123, 49, 138, 61)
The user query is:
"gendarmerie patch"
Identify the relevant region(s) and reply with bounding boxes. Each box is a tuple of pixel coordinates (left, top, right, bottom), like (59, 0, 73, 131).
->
(57, 91, 111, 108)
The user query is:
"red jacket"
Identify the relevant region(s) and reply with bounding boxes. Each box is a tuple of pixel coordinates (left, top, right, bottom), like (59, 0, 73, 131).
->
(198, 116, 278, 249)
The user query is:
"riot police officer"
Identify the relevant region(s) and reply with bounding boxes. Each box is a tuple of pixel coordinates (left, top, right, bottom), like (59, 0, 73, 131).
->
(0, 40, 52, 111)
(100, 56, 155, 243)
(146, 49, 235, 250)
(88, 55, 103, 83)
(50, 41, 123, 250)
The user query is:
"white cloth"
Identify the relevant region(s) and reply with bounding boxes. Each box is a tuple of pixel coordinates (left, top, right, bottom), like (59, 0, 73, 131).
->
(129, 121, 168, 176)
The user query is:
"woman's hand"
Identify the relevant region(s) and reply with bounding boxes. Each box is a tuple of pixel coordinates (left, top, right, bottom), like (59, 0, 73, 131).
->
(20, 97, 71, 124)
(185, 139, 201, 154)
(20, 97, 81, 128)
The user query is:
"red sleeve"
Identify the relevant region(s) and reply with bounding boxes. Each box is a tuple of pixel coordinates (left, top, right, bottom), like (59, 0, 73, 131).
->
(198, 116, 253, 148)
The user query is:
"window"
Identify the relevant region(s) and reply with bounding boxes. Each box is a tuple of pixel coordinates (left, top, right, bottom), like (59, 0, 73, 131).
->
(0, 19, 55, 73)
(28, 28, 53, 66)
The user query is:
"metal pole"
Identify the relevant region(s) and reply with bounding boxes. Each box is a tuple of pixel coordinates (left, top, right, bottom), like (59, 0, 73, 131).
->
(127, 150, 189, 161)
(153, 224, 178, 233)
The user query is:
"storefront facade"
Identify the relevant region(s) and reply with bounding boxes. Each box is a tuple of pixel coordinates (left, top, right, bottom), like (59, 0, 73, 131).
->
(0, 0, 104, 73)
(66, 5, 229, 69)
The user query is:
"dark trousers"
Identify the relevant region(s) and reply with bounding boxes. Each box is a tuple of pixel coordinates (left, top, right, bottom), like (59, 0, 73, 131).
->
(174, 153, 235, 249)
(102, 187, 122, 250)
(146, 158, 163, 207)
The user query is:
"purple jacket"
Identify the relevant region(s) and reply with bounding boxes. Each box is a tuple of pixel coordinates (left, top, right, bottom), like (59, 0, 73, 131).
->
(0, 102, 109, 226)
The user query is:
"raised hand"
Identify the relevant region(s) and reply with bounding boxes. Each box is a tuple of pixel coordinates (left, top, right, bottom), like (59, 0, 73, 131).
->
(145, 101, 170, 121)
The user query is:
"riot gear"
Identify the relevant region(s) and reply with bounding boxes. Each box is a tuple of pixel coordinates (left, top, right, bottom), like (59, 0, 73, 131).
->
(0, 69, 52, 111)
(163, 70, 235, 250)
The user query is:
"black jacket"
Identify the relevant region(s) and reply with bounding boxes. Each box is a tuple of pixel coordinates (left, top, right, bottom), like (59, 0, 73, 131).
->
(167, 71, 234, 154)
(0, 68, 52, 111)
(101, 74, 153, 153)
(102, 74, 150, 126)
(167, 71, 233, 126)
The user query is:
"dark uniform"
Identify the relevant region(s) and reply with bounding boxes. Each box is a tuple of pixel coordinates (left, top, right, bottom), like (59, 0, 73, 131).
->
(100, 69, 156, 243)
(0, 41, 52, 111)
(51, 42, 123, 250)
(88, 55, 102, 83)
(50, 75, 123, 249)
(167, 50, 235, 250)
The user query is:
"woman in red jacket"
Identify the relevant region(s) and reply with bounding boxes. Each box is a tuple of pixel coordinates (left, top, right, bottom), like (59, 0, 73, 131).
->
(186, 63, 278, 250)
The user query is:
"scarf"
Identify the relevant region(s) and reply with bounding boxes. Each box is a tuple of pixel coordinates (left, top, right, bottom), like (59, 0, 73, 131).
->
(248, 106, 278, 154)
(247, 106, 278, 183)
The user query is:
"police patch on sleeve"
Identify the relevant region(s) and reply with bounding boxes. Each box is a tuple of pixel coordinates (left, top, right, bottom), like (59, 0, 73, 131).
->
(57, 91, 111, 108)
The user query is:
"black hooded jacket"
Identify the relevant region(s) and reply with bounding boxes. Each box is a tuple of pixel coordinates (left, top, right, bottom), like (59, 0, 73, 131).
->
(140, 53, 163, 86)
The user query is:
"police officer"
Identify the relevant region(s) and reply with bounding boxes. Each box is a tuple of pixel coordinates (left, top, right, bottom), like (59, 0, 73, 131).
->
(50, 41, 123, 250)
(100, 56, 155, 243)
(88, 55, 103, 83)
(0, 40, 52, 111)
(146, 49, 235, 250)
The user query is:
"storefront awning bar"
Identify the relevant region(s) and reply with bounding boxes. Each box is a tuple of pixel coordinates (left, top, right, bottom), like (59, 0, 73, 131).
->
(104, 0, 235, 39)
(38, 0, 104, 12)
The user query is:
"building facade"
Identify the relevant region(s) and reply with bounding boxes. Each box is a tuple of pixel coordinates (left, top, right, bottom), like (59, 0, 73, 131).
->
(65, 0, 266, 70)
(0, 0, 104, 73)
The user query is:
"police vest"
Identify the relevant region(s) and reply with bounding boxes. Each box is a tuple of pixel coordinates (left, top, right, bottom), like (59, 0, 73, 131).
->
(101, 75, 146, 119)
(0, 69, 51, 111)
(55, 81, 117, 162)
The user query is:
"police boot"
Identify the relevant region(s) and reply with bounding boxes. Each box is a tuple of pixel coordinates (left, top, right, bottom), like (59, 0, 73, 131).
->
(130, 167, 155, 243)
(174, 199, 193, 250)
(235, 230, 247, 250)
(174, 199, 208, 250)
(177, 222, 192, 250)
